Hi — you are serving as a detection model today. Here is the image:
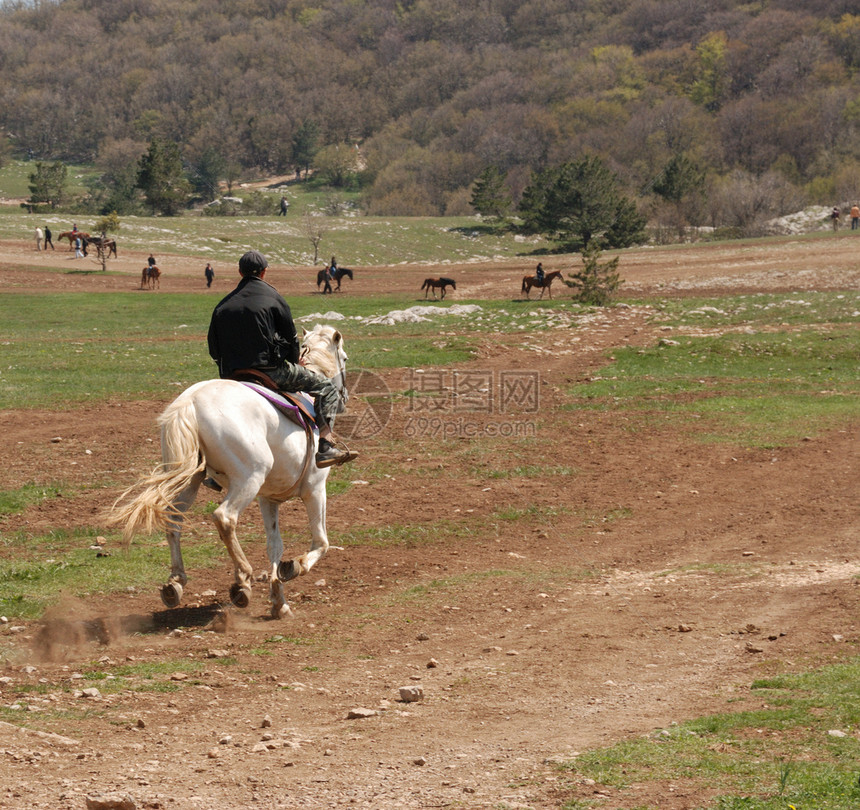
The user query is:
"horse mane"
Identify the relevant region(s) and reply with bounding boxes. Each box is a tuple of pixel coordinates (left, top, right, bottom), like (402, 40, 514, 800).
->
(440, 277, 456, 286)
(300, 324, 343, 379)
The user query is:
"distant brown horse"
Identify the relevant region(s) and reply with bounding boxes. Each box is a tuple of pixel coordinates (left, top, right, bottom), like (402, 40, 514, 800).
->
(140, 265, 161, 290)
(421, 277, 456, 299)
(57, 231, 90, 250)
(521, 269, 563, 299)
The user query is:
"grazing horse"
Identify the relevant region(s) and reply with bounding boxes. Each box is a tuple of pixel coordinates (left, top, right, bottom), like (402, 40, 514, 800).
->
(82, 236, 117, 259)
(108, 324, 349, 619)
(316, 266, 353, 293)
(140, 265, 161, 289)
(57, 231, 90, 251)
(521, 269, 563, 299)
(421, 277, 456, 299)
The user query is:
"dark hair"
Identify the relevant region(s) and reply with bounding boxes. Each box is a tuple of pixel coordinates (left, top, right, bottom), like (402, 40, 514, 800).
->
(239, 250, 268, 277)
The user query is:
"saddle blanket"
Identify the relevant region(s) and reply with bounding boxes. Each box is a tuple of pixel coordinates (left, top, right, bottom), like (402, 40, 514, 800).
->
(240, 382, 318, 432)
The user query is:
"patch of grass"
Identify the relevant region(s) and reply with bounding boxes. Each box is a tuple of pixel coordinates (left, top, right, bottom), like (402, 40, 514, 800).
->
(577, 506, 633, 529)
(482, 464, 578, 479)
(0, 483, 64, 516)
(332, 520, 470, 548)
(654, 291, 860, 328)
(554, 657, 860, 809)
(567, 325, 859, 446)
(0, 531, 223, 620)
(491, 504, 566, 522)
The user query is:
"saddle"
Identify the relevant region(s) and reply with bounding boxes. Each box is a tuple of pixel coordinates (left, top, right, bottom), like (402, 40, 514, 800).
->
(228, 368, 317, 430)
(228, 370, 319, 498)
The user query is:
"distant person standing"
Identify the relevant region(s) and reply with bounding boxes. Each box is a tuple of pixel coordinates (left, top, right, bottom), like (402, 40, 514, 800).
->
(205, 262, 215, 288)
(44, 225, 54, 250)
(279, 196, 289, 216)
(850, 204, 859, 231)
(830, 206, 841, 231)
(74, 236, 84, 259)
(34, 226, 43, 251)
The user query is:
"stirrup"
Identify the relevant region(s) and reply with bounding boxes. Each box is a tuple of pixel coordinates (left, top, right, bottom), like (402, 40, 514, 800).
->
(315, 441, 359, 469)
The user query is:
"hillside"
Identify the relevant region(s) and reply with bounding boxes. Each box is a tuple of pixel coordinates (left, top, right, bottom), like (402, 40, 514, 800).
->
(0, 0, 859, 221)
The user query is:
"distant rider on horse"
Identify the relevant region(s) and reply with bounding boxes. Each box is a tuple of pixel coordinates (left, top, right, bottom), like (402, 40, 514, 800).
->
(535, 262, 545, 284)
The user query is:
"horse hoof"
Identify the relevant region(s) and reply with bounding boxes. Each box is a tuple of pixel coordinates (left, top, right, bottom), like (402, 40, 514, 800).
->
(229, 583, 251, 609)
(277, 559, 299, 582)
(161, 582, 183, 608)
(271, 603, 293, 620)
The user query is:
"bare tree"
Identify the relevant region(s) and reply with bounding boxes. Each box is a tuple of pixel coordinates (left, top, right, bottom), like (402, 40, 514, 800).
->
(301, 210, 329, 265)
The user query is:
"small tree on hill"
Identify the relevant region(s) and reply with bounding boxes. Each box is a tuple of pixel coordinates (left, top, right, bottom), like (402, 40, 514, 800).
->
(137, 138, 190, 216)
(518, 156, 645, 250)
(302, 209, 329, 264)
(292, 121, 319, 179)
(27, 161, 67, 209)
(470, 166, 512, 223)
(91, 212, 121, 272)
(564, 241, 622, 306)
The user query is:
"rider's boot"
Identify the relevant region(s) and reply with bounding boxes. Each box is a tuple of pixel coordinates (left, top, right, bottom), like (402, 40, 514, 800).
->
(315, 438, 358, 469)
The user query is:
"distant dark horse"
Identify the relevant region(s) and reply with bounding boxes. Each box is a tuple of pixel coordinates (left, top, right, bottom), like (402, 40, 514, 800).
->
(421, 277, 456, 300)
(521, 270, 563, 299)
(316, 266, 353, 293)
(82, 236, 118, 258)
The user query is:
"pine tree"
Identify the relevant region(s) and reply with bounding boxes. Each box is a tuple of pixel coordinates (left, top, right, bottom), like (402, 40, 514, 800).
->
(470, 166, 512, 222)
(27, 161, 67, 209)
(137, 138, 190, 216)
(564, 241, 622, 306)
(518, 157, 645, 250)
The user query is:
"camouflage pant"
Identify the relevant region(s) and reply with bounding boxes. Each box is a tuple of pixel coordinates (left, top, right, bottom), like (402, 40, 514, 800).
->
(270, 362, 341, 429)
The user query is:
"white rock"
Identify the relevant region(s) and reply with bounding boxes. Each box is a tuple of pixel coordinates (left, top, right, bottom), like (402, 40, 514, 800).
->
(399, 685, 424, 703)
(85, 794, 137, 810)
(347, 708, 378, 719)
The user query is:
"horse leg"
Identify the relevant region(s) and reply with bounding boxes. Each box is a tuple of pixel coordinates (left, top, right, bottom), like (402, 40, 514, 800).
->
(259, 498, 292, 619)
(276, 484, 329, 586)
(161, 471, 205, 608)
(211, 478, 264, 609)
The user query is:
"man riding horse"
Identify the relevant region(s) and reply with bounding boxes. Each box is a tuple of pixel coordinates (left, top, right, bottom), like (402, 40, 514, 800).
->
(208, 250, 358, 470)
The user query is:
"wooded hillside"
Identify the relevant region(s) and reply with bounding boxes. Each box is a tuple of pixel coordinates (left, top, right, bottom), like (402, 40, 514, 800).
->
(1, 0, 858, 225)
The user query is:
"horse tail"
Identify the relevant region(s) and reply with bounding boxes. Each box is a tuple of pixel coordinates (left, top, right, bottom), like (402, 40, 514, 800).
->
(107, 397, 204, 544)
(521, 277, 527, 292)
(421, 279, 428, 290)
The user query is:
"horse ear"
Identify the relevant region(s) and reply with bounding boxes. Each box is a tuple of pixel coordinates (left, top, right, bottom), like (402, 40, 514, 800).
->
(333, 330, 342, 344)
(302, 327, 309, 338)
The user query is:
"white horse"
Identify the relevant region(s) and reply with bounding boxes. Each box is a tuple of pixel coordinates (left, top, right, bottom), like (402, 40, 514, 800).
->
(109, 324, 348, 619)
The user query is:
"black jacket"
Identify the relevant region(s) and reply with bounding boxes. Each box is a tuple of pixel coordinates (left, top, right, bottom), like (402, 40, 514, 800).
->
(207, 276, 300, 377)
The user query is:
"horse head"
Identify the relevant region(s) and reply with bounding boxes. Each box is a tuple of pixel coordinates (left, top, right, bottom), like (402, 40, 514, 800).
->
(300, 325, 348, 411)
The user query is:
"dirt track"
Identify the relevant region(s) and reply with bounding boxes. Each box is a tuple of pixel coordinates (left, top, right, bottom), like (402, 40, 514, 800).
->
(0, 235, 858, 809)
